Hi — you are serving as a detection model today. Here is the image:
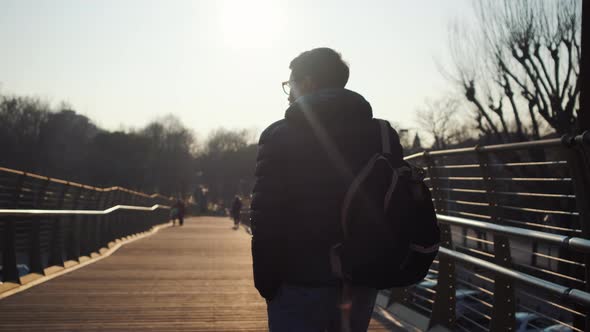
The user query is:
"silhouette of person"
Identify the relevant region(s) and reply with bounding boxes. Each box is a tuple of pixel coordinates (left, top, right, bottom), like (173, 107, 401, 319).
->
(174, 199, 185, 226)
(231, 196, 243, 230)
(170, 206, 178, 226)
(250, 48, 404, 332)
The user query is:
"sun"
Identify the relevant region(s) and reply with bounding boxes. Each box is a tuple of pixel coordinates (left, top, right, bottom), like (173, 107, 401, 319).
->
(216, 0, 284, 49)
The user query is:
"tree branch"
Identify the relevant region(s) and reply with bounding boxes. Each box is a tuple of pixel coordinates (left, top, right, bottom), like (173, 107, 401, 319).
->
(498, 58, 528, 92)
(533, 90, 557, 129)
(517, 55, 553, 120)
(465, 81, 503, 142)
(522, 51, 553, 101)
(527, 101, 541, 140)
(573, 32, 581, 64)
(564, 75, 580, 123)
(488, 97, 509, 136)
(532, 44, 557, 95)
(502, 75, 526, 140)
(561, 39, 574, 100)
(552, 47, 560, 100)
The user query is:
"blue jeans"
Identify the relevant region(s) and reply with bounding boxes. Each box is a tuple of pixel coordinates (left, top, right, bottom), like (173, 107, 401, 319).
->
(267, 283, 377, 332)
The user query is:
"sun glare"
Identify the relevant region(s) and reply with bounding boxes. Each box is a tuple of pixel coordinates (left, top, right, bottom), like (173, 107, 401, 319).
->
(217, 0, 284, 49)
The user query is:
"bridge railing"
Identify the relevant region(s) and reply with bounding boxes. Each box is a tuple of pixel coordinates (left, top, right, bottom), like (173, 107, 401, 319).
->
(384, 132, 590, 332)
(0, 167, 173, 286)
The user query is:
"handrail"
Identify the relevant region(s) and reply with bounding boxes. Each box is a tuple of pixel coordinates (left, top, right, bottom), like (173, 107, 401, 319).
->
(404, 131, 589, 161)
(394, 133, 590, 330)
(0, 166, 174, 200)
(439, 247, 590, 307)
(0, 204, 171, 216)
(0, 165, 183, 286)
(437, 214, 590, 254)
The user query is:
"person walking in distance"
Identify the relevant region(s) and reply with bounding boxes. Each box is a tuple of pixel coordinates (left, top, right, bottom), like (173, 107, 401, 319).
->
(169, 206, 178, 226)
(174, 198, 185, 226)
(231, 196, 242, 230)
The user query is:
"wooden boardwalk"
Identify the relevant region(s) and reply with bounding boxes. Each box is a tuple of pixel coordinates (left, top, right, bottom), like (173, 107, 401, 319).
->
(0, 217, 402, 331)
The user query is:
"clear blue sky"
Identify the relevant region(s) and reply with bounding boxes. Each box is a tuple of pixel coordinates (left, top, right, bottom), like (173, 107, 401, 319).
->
(0, 0, 471, 139)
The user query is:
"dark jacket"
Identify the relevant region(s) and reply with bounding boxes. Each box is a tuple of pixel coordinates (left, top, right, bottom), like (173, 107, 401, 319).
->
(175, 200, 185, 217)
(231, 198, 242, 218)
(250, 88, 404, 300)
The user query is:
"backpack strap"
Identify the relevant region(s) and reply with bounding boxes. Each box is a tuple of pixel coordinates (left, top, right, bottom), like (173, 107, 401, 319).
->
(340, 119, 396, 233)
(377, 119, 391, 154)
(333, 119, 395, 332)
(340, 153, 386, 236)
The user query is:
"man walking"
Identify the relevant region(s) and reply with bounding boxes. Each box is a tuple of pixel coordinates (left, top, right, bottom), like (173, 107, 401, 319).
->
(250, 48, 404, 331)
(231, 196, 243, 230)
(175, 198, 185, 227)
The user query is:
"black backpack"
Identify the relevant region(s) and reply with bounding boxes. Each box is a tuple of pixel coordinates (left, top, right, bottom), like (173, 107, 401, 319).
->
(330, 119, 440, 289)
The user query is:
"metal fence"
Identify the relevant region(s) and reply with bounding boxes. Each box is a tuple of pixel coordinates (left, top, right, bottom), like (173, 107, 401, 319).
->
(385, 132, 590, 331)
(0, 166, 173, 285)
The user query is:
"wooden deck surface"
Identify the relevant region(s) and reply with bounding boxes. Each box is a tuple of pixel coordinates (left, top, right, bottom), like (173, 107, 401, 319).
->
(0, 217, 403, 331)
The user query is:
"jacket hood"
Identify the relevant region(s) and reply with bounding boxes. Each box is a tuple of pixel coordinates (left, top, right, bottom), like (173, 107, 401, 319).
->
(284, 88, 373, 125)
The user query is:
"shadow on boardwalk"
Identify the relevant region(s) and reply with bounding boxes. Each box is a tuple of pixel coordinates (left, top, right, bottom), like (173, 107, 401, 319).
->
(0, 217, 404, 331)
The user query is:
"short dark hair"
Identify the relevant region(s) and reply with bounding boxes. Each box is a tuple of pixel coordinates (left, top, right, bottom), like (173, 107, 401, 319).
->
(289, 48, 349, 89)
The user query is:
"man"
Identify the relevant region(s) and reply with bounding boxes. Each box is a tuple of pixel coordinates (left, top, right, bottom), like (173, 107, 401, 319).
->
(175, 199, 185, 226)
(231, 196, 243, 230)
(251, 48, 404, 332)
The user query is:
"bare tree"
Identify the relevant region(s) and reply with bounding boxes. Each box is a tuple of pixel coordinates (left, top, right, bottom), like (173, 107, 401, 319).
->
(203, 128, 250, 156)
(140, 115, 198, 197)
(415, 97, 464, 149)
(195, 128, 256, 207)
(447, 0, 582, 141)
(0, 95, 50, 171)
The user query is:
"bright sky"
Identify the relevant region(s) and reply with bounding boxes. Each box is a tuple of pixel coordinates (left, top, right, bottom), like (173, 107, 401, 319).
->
(0, 0, 471, 139)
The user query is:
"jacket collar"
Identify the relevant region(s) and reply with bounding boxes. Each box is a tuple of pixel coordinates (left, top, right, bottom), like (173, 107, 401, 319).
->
(284, 88, 373, 124)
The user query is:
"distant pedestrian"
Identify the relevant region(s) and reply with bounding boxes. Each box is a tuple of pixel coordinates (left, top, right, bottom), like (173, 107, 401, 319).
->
(169, 207, 178, 226)
(174, 199, 186, 226)
(231, 196, 242, 230)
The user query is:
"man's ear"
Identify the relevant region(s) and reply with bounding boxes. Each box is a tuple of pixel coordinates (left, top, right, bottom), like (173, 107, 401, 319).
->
(301, 76, 317, 92)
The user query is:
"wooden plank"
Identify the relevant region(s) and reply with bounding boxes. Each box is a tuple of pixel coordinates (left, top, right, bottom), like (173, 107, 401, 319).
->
(0, 217, 402, 331)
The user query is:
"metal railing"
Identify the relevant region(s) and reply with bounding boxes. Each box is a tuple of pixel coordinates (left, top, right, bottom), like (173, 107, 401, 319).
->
(0, 166, 173, 285)
(386, 132, 590, 332)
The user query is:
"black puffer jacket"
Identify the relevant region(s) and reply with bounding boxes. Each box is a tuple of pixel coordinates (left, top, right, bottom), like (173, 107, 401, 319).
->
(250, 88, 403, 300)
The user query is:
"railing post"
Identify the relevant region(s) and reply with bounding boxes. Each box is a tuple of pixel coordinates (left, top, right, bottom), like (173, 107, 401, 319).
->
(104, 189, 116, 245)
(148, 195, 155, 227)
(1, 173, 25, 283)
(78, 188, 93, 257)
(29, 177, 51, 275)
(0, 215, 18, 283)
(90, 189, 100, 253)
(119, 190, 127, 238)
(424, 152, 457, 329)
(125, 191, 133, 237)
(113, 189, 123, 240)
(95, 190, 107, 251)
(563, 135, 590, 331)
(66, 185, 82, 261)
(130, 193, 138, 235)
(477, 148, 515, 331)
(49, 184, 68, 267)
(79, 188, 91, 258)
(146, 196, 153, 229)
(86, 188, 100, 255)
(147, 196, 154, 229)
(387, 287, 411, 308)
(155, 197, 164, 227)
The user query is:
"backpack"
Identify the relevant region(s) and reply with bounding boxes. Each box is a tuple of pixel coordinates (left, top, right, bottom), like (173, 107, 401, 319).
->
(330, 119, 440, 289)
